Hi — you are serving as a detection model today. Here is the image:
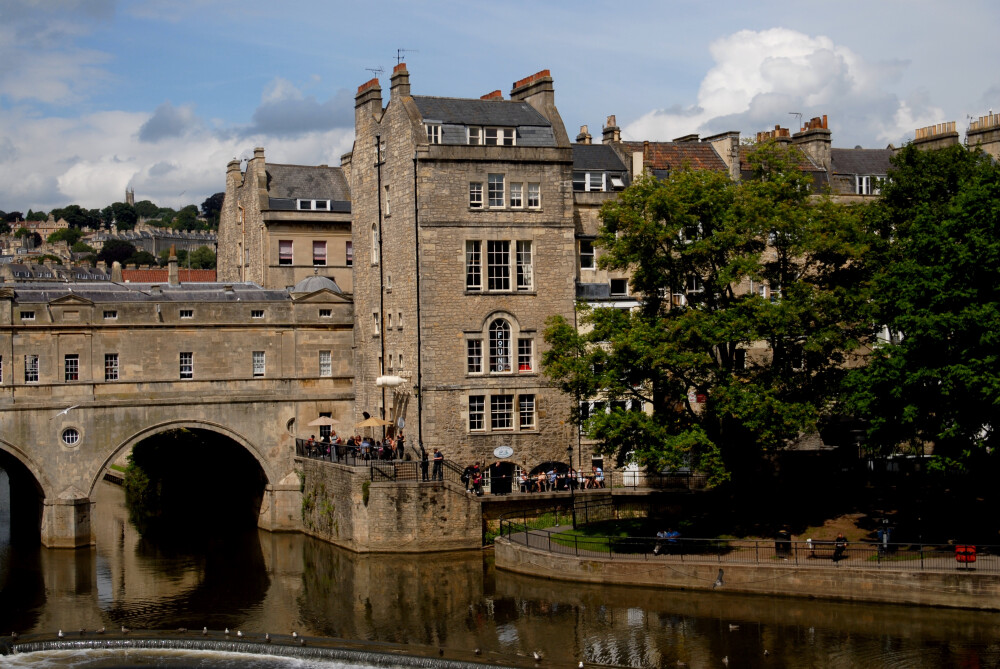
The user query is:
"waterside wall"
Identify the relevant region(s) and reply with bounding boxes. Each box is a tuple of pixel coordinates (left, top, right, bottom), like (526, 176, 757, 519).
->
(495, 538, 1000, 611)
(297, 458, 482, 553)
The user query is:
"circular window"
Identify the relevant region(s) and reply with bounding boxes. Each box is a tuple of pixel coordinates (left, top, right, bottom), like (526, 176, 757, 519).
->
(61, 428, 80, 446)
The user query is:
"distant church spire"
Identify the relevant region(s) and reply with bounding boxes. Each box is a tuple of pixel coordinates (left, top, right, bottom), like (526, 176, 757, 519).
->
(125, 186, 135, 206)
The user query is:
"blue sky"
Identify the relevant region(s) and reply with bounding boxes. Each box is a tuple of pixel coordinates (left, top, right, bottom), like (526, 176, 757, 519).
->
(1, 0, 998, 213)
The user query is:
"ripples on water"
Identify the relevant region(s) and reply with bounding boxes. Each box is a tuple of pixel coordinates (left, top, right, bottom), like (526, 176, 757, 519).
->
(2, 480, 1000, 667)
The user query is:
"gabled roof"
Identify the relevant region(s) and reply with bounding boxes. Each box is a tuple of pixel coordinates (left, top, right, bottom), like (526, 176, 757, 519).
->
(572, 144, 628, 172)
(830, 148, 893, 176)
(412, 96, 551, 128)
(738, 144, 823, 173)
(265, 163, 351, 203)
(621, 141, 728, 172)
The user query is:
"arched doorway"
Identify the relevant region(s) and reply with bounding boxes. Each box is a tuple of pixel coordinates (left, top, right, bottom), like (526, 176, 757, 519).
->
(529, 461, 571, 491)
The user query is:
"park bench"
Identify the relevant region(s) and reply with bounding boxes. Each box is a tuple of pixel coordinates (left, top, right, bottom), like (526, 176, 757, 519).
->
(807, 539, 846, 560)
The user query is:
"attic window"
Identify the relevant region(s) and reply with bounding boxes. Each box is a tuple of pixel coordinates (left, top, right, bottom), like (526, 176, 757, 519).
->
(297, 199, 331, 211)
(20, 310, 35, 321)
(610, 175, 626, 190)
(485, 127, 515, 146)
(103, 310, 118, 319)
(251, 310, 264, 319)
(425, 123, 442, 144)
(610, 279, 629, 296)
(319, 309, 332, 318)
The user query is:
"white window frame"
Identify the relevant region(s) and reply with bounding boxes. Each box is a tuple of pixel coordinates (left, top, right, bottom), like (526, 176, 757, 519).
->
(64, 354, 79, 382)
(527, 183, 540, 208)
(468, 126, 483, 145)
(488, 174, 505, 208)
(491, 394, 514, 430)
(319, 309, 332, 318)
(610, 278, 629, 296)
(103, 310, 118, 320)
(487, 241, 511, 291)
(516, 240, 533, 291)
(20, 310, 35, 321)
(252, 351, 265, 378)
(371, 224, 379, 264)
(573, 172, 606, 192)
(384, 185, 391, 217)
(466, 240, 482, 290)
(469, 395, 485, 431)
(297, 199, 331, 211)
(517, 338, 533, 372)
(489, 319, 512, 373)
(179, 352, 193, 379)
(319, 350, 332, 377)
(373, 311, 380, 336)
(509, 182, 523, 208)
(179, 309, 194, 319)
(519, 394, 536, 429)
(469, 182, 483, 209)
(24, 354, 38, 383)
(425, 123, 442, 144)
(580, 239, 595, 269)
(485, 127, 515, 146)
(105, 353, 119, 381)
(251, 309, 264, 319)
(467, 339, 483, 374)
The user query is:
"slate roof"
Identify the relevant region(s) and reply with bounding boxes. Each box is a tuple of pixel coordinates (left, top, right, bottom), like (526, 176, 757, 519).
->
(738, 144, 823, 173)
(265, 163, 351, 203)
(620, 141, 728, 172)
(572, 144, 628, 172)
(830, 148, 893, 176)
(412, 96, 551, 127)
(11, 282, 290, 303)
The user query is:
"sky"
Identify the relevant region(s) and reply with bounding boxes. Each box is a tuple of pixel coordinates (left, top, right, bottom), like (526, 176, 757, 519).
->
(1, 0, 998, 214)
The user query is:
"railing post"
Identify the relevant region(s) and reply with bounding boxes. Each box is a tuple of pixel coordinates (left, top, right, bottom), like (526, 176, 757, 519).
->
(755, 540, 759, 564)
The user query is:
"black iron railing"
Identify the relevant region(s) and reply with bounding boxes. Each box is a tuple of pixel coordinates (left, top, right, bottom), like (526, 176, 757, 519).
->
(497, 507, 1000, 573)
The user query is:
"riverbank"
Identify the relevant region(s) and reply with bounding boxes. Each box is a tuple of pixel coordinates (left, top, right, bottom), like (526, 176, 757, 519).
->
(494, 535, 1000, 611)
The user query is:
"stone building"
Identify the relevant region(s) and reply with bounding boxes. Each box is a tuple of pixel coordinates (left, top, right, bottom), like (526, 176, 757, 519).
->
(217, 148, 352, 291)
(345, 64, 578, 482)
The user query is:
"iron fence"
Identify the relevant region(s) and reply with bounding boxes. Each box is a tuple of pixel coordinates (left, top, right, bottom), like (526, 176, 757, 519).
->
(498, 509, 1000, 574)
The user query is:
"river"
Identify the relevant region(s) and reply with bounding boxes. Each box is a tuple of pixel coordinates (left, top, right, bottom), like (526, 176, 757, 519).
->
(2, 474, 1000, 668)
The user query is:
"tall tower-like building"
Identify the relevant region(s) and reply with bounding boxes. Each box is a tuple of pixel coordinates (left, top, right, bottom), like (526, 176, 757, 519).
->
(346, 65, 578, 483)
(125, 186, 135, 206)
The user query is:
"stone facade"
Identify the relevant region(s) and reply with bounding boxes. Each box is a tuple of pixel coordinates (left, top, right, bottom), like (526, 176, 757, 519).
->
(218, 147, 353, 291)
(347, 65, 579, 476)
(0, 280, 354, 546)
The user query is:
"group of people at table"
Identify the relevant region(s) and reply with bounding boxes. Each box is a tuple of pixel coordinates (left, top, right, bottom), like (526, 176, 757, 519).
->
(303, 432, 405, 461)
(517, 466, 605, 493)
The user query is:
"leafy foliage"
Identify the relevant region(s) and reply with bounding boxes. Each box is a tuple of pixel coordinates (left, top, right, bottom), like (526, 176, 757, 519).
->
(544, 142, 866, 485)
(46, 227, 83, 245)
(845, 144, 1000, 470)
(97, 239, 137, 265)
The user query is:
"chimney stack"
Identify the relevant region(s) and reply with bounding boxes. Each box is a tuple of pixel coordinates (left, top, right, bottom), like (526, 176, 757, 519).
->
(602, 115, 621, 144)
(390, 62, 410, 99)
(168, 244, 179, 286)
(576, 125, 592, 144)
(913, 121, 959, 151)
(792, 115, 831, 170)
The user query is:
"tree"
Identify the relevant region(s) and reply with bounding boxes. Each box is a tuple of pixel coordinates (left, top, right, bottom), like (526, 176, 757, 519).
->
(188, 245, 216, 269)
(50, 204, 101, 229)
(133, 200, 159, 219)
(158, 247, 188, 266)
(173, 204, 202, 231)
(47, 227, 83, 246)
(543, 143, 866, 486)
(72, 241, 96, 254)
(129, 250, 157, 266)
(845, 144, 1000, 471)
(36, 254, 63, 265)
(201, 192, 224, 227)
(0, 221, 10, 235)
(97, 239, 138, 265)
(26, 209, 47, 222)
(111, 202, 137, 230)
(5, 211, 24, 223)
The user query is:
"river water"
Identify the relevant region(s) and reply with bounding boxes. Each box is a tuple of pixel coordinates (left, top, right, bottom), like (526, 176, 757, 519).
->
(2, 475, 1000, 668)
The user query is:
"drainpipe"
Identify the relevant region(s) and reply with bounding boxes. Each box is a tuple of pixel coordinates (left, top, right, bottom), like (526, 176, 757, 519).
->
(375, 135, 387, 440)
(413, 151, 424, 457)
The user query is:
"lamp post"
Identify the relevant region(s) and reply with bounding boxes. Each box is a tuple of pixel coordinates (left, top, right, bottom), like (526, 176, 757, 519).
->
(567, 444, 577, 529)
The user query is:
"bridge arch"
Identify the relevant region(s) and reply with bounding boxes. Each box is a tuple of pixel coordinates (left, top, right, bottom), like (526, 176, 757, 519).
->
(0, 438, 50, 542)
(89, 419, 275, 498)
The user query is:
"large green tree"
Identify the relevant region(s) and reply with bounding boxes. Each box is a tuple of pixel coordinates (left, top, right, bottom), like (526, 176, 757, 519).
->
(845, 144, 1000, 471)
(543, 142, 867, 485)
(47, 227, 84, 246)
(97, 239, 138, 265)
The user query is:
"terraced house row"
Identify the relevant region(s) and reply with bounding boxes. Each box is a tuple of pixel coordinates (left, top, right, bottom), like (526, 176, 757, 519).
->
(218, 64, 1000, 473)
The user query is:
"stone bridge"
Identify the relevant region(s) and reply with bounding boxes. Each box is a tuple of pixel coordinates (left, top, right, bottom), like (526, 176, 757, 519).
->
(0, 278, 356, 548)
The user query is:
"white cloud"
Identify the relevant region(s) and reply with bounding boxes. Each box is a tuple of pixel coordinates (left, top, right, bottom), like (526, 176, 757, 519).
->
(624, 28, 944, 148)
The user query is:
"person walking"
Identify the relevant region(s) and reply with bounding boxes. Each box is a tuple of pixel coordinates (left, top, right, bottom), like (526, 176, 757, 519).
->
(432, 448, 444, 481)
(420, 447, 430, 482)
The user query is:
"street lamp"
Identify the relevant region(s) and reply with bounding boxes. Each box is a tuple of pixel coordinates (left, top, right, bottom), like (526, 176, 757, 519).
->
(567, 444, 577, 529)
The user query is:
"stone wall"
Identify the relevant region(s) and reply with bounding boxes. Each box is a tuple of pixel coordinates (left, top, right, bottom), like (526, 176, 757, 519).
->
(298, 458, 482, 552)
(496, 539, 1000, 611)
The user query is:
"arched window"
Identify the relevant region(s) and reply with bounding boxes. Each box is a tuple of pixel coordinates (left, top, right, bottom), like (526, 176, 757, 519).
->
(489, 319, 511, 373)
(371, 224, 379, 265)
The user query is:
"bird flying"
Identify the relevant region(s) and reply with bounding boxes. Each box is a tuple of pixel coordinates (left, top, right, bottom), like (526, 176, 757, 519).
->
(51, 405, 79, 419)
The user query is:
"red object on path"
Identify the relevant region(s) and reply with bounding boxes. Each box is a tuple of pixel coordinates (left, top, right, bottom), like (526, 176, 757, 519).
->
(955, 545, 977, 563)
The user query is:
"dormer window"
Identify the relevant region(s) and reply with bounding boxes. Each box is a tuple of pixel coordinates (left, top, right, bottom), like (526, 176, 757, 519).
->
(425, 123, 442, 144)
(573, 172, 606, 192)
(468, 126, 483, 145)
(485, 127, 515, 146)
(609, 175, 626, 190)
(297, 199, 331, 211)
(855, 175, 882, 196)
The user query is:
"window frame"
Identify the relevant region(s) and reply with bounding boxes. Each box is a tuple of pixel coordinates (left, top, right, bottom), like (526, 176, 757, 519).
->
(179, 309, 194, 319)
(425, 123, 442, 144)
(179, 351, 193, 380)
(491, 394, 514, 430)
(489, 319, 512, 373)
(487, 240, 511, 291)
(469, 395, 485, 431)
(345, 240, 353, 267)
(488, 173, 505, 208)
(519, 394, 536, 429)
(64, 354, 79, 382)
(579, 239, 595, 269)
(278, 240, 293, 266)
(312, 240, 327, 266)
(252, 350, 265, 378)
(509, 182, 523, 208)
(20, 310, 35, 321)
(484, 127, 515, 146)
(319, 350, 332, 377)
(24, 354, 38, 383)
(469, 182, 483, 209)
(465, 240, 482, 290)
(105, 353, 119, 381)
(516, 240, 533, 291)
(527, 183, 540, 208)
(517, 338, 533, 372)
(467, 339, 483, 374)
(468, 126, 483, 145)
